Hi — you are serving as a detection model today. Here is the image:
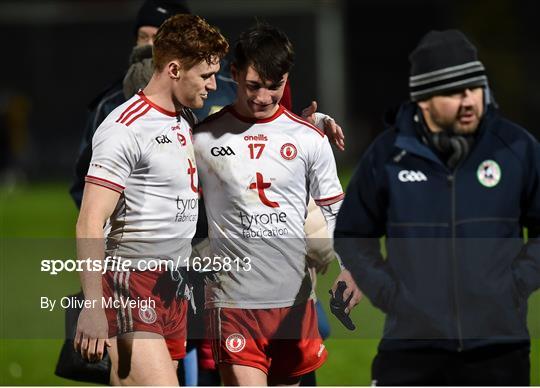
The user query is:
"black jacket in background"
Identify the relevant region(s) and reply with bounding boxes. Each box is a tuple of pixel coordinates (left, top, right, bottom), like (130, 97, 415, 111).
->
(335, 101, 540, 351)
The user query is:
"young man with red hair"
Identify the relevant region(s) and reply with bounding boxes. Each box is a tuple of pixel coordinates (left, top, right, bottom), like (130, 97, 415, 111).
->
(74, 14, 228, 386)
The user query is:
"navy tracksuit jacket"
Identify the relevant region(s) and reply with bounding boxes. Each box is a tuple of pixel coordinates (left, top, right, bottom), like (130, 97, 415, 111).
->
(335, 102, 540, 351)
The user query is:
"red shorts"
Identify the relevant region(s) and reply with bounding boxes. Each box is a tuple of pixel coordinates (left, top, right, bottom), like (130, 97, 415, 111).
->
(196, 338, 216, 370)
(102, 270, 187, 360)
(207, 300, 327, 377)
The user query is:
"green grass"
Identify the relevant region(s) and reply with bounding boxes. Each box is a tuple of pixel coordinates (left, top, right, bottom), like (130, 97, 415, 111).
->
(1, 184, 83, 385)
(0, 183, 539, 385)
(0, 183, 78, 238)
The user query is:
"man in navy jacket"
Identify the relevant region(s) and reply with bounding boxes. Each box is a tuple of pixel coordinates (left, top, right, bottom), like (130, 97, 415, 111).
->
(334, 29, 540, 385)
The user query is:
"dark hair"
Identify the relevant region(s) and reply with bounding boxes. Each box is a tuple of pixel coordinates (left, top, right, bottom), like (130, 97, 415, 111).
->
(153, 14, 229, 71)
(233, 23, 294, 83)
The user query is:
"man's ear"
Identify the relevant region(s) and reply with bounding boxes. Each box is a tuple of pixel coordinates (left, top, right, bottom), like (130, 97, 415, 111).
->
(417, 100, 429, 113)
(167, 60, 183, 80)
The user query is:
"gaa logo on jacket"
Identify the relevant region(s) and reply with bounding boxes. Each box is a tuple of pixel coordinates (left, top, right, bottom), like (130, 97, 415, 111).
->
(398, 170, 427, 182)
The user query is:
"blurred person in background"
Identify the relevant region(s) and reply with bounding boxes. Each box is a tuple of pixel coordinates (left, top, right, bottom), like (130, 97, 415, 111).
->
(334, 29, 540, 385)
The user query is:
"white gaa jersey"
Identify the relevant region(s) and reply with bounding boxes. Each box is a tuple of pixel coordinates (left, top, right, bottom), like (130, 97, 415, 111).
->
(86, 91, 199, 267)
(194, 105, 344, 308)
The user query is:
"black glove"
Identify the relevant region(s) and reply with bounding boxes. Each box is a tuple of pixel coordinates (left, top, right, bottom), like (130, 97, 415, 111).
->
(329, 281, 356, 331)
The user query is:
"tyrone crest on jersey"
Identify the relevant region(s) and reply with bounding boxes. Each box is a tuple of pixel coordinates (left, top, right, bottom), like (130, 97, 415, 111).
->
(280, 143, 297, 160)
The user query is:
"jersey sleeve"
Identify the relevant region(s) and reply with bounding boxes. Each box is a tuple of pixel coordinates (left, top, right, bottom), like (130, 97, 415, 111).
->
(85, 122, 141, 193)
(308, 136, 344, 206)
(307, 136, 344, 236)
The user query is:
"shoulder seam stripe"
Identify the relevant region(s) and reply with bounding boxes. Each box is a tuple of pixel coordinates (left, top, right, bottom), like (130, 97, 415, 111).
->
(119, 100, 147, 125)
(117, 100, 146, 124)
(125, 104, 151, 126)
(283, 110, 325, 137)
(116, 98, 143, 123)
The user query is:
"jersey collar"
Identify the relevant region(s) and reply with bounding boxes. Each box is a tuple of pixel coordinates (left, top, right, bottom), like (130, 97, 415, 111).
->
(228, 104, 285, 123)
(137, 90, 177, 117)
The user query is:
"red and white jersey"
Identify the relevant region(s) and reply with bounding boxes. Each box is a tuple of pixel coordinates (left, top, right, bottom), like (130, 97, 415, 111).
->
(86, 91, 199, 266)
(194, 105, 343, 308)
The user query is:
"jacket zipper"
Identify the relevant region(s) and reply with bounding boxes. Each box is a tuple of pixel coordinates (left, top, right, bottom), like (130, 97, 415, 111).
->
(448, 170, 464, 351)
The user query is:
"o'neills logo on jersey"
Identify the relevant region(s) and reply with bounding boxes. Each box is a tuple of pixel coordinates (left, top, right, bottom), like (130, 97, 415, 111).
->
(239, 210, 289, 238)
(244, 134, 268, 142)
(174, 196, 198, 223)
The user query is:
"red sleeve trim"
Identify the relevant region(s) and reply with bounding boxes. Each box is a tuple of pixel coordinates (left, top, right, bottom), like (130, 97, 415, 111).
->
(283, 110, 325, 137)
(314, 193, 344, 206)
(85, 175, 125, 193)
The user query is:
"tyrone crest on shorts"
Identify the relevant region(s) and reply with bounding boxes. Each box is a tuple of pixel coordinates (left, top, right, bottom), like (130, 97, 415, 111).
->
(139, 306, 157, 324)
(225, 333, 246, 352)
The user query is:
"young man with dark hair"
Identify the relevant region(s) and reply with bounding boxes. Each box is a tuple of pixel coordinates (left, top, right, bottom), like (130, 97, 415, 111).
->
(194, 24, 361, 386)
(74, 14, 228, 386)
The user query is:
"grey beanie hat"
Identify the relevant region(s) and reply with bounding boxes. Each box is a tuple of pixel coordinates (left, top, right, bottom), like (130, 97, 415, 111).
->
(123, 44, 154, 99)
(409, 29, 488, 101)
